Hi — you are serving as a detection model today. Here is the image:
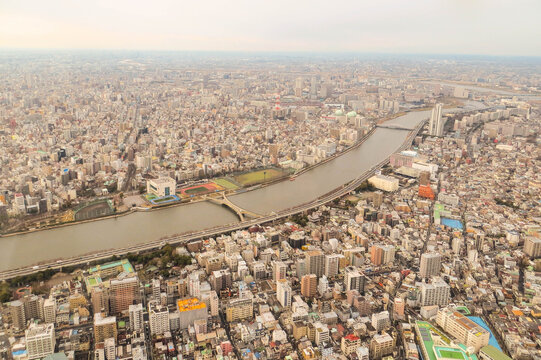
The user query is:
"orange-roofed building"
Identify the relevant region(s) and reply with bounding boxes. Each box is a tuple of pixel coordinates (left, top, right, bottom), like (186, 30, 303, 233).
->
(176, 298, 207, 329)
(419, 185, 435, 200)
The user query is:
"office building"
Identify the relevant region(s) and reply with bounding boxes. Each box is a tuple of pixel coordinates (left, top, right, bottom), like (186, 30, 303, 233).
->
(301, 274, 317, 298)
(420, 253, 442, 279)
(25, 323, 55, 360)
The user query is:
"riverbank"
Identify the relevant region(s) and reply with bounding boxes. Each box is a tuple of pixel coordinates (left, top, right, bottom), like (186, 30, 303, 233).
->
(0, 124, 382, 238)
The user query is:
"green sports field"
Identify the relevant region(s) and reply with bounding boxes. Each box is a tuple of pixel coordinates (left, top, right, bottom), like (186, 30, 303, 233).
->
(214, 178, 239, 190)
(438, 349, 466, 360)
(234, 168, 287, 187)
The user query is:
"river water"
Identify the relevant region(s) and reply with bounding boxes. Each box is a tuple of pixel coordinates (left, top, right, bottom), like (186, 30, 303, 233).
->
(0, 106, 482, 271)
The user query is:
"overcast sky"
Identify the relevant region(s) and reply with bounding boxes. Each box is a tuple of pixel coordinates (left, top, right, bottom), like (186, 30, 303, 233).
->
(1, 0, 540, 56)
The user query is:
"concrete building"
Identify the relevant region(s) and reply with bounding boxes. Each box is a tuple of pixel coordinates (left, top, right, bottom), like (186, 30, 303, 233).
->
(272, 261, 287, 281)
(420, 277, 450, 307)
(370, 332, 395, 359)
(436, 306, 490, 352)
(94, 313, 117, 343)
(177, 298, 208, 329)
(420, 253, 442, 279)
(301, 274, 317, 298)
(211, 269, 232, 292)
(479, 345, 513, 360)
(25, 323, 55, 360)
(341, 334, 361, 356)
(149, 301, 170, 335)
(91, 286, 110, 316)
(314, 322, 329, 345)
(370, 244, 395, 266)
(368, 174, 399, 192)
(109, 275, 139, 315)
(372, 311, 391, 332)
(129, 303, 144, 332)
(524, 237, 541, 258)
(345, 266, 365, 293)
(43, 298, 56, 324)
(9, 300, 26, 330)
(104, 337, 115, 360)
(276, 279, 292, 308)
(306, 250, 325, 277)
(146, 177, 176, 197)
(226, 297, 253, 322)
(324, 254, 340, 278)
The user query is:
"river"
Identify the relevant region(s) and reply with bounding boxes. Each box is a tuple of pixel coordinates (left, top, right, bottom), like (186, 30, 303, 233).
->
(0, 105, 483, 271)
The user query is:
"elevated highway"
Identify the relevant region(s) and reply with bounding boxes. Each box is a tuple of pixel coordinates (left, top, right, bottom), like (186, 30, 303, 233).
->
(0, 119, 427, 281)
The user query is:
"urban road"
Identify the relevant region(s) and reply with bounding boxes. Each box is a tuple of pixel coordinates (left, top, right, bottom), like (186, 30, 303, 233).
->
(0, 120, 426, 281)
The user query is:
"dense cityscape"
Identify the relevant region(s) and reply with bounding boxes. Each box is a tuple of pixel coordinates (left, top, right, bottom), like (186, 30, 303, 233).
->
(0, 51, 539, 360)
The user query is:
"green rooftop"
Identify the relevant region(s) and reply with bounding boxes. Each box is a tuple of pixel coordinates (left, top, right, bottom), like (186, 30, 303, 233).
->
(480, 345, 512, 360)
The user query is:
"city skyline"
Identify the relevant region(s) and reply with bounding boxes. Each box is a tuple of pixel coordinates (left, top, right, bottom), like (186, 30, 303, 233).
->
(1, 0, 541, 56)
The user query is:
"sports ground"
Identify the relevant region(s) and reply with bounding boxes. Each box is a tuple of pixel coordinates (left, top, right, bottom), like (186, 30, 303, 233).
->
(213, 178, 240, 190)
(179, 182, 224, 197)
(234, 168, 287, 187)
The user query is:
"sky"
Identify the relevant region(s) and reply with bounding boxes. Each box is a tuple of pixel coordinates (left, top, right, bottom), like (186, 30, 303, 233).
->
(1, 0, 540, 56)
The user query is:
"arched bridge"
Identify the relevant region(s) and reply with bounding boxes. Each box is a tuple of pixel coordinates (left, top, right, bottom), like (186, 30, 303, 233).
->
(207, 193, 264, 221)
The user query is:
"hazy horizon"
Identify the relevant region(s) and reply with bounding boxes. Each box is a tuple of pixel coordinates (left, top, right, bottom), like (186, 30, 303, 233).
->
(1, 0, 540, 57)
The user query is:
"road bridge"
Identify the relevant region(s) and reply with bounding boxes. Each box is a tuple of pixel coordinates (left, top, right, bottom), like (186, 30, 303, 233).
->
(207, 193, 264, 221)
(0, 118, 428, 281)
(375, 124, 416, 131)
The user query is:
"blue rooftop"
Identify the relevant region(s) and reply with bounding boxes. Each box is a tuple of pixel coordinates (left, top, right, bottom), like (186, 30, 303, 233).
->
(441, 218, 463, 230)
(468, 316, 502, 351)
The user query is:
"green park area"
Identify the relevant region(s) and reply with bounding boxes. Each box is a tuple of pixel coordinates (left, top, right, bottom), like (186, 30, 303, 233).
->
(184, 185, 213, 195)
(213, 178, 240, 190)
(234, 168, 287, 187)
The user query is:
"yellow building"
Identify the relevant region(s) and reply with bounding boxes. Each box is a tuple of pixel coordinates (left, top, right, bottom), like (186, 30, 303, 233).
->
(225, 297, 253, 322)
